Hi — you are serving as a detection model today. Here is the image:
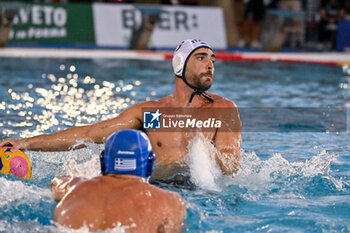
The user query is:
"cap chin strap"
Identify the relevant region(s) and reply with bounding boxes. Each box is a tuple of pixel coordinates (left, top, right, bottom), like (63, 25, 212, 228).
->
(177, 75, 214, 103)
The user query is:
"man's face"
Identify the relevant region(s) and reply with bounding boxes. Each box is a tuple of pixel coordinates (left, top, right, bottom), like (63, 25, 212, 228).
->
(185, 48, 215, 91)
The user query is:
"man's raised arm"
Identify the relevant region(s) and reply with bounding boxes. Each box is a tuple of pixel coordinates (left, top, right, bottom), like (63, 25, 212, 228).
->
(214, 101, 242, 175)
(0, 104, 143, 152)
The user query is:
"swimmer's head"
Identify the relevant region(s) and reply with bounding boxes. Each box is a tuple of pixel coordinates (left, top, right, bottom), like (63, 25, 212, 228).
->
(100, 129, 155, 179)
(0, 147, 32, 179)
(172, 39, 215, 103)
(172, 39, 212, 79)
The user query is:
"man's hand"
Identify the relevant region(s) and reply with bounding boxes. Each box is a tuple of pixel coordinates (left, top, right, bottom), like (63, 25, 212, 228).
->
(0, 138, 29, 152)
(51, 175, 86, 201)
(215, 147, 241, 175)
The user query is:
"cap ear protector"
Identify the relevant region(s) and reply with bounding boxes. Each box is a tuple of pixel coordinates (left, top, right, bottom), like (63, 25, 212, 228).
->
(0, 147, 32, 180)
(100, 129, 156, 178)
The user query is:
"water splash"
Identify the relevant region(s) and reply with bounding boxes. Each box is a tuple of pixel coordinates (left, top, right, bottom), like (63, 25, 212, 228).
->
(0, 219, 134, 233)
(185, 136, 348, 201)
(187, 136, 223, 191)
(0, 177, 52, 208)
(63, 155, 100, 179)
(62, 143, 102, 179)
(0, 219, 56, 233)
(55, 222, 133, 233)
(297, 150, 335, 177)
(0, 176, 55, 228)
(25, 143, 103, 184)
(232, 150, 347, 200)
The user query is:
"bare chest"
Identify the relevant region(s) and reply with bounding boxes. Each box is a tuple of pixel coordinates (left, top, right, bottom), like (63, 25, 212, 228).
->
(146, 130, 215, 165)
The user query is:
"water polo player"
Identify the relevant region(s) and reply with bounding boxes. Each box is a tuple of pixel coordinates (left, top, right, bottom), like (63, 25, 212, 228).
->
(0, 39, 241, 178)
(51, 129, 186, 232)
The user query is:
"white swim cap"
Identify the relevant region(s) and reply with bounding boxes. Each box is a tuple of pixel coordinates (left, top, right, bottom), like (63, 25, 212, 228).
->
(172, 39, 212, 78)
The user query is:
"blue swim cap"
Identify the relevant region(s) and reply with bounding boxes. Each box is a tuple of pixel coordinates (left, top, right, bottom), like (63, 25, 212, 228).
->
(100, 130, 155, 178)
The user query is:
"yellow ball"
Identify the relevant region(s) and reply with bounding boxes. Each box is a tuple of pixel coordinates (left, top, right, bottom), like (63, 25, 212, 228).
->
(0, 147, 32, 180)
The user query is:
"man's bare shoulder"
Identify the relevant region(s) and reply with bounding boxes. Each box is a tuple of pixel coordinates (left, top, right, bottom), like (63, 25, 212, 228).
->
(69, 177, 107, 193)
(132, 96, 171, 108)
(55, 177, 107, 212)
(98, 177, 185, 209)
(207, 93, 238, 109)
(144, 182, 184, 205)
(130, 96, 172, 109)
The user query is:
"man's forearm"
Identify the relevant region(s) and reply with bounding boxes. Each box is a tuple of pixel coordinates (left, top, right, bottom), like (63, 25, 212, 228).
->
(25, 125, 94, 151)
(1, 103, 142, 152)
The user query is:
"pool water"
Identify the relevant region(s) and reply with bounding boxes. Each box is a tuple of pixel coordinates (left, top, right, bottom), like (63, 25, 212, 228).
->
(0, 57, 349, 232)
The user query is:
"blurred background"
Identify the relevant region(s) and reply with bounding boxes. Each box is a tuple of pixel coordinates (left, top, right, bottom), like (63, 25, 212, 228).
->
(0, 0, 350, 52)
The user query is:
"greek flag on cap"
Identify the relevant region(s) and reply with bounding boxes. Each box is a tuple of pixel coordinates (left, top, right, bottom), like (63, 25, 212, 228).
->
(114, 158, 136, 170)
(100, 129, 155, 178)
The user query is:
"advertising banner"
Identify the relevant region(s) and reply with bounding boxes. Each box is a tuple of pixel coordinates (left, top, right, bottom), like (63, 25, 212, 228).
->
(8, 3, 94, 45)
(93, 3, 227, 49)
